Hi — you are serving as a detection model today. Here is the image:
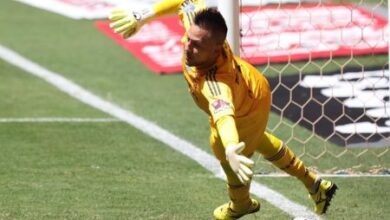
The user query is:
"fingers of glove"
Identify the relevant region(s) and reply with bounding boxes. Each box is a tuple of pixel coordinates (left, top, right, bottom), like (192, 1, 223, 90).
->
(238, 169, 251, 185)
(109, 17, 132, 29)
(109, 12, 127, 21)
(228, 157, 241, 173)
(114, 22, 133, 34)
(236, 172, 246, 185)
(237, 155, 254, 168)
(110, 18, 129, 29)
(108, 9, 127, 20)
(239, 163, 254, 177)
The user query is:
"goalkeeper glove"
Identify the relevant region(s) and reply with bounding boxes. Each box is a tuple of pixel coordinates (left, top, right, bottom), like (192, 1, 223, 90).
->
(225, 142, 254, 185)
(108, 8, 154, 39)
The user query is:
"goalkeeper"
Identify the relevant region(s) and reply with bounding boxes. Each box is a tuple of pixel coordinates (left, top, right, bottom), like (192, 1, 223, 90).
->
(109, 0, 337, 219)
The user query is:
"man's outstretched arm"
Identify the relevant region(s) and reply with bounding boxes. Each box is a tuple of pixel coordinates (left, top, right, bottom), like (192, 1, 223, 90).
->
(216, 115, 254, 185)
(108, 0, 183, 39)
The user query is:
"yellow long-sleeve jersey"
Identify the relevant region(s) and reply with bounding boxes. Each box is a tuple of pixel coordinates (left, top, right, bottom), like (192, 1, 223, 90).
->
(152, 0, 271, 157)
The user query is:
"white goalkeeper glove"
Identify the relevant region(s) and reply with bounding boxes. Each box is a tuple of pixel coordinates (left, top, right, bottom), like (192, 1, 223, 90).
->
(225, 142, 254, 185)
(108, 8, 154, 39)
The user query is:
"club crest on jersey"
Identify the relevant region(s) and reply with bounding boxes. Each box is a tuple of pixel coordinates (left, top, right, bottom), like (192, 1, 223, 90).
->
(212, 99, 231, 114)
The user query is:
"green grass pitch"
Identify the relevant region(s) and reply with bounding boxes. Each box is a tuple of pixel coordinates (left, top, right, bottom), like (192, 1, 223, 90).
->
(0, 1, 389, 219)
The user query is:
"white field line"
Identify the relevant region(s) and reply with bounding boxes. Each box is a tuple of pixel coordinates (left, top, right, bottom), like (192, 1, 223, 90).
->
(0, 117, 119, 123)
(0, 44, 320, 220)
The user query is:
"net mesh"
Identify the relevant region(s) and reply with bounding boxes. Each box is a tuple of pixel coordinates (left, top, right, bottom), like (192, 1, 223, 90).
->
(238, 0, 389, 174)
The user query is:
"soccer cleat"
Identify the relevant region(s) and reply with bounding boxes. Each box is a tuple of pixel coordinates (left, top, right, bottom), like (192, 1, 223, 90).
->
(213, 198, 260, 220)
(309, 179, 338, 214)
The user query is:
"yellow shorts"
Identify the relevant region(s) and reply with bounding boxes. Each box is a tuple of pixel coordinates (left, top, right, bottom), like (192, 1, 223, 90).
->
(209, 91, 283, 162)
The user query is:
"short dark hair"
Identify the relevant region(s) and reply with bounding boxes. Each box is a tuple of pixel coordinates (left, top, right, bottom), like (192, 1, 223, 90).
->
(194, 8, 228, 45)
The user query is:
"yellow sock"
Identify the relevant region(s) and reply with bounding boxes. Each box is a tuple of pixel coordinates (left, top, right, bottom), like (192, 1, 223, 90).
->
(227, 184, 252, 212)
(266, 144, 317, 191)
(220, 162, 252, 212)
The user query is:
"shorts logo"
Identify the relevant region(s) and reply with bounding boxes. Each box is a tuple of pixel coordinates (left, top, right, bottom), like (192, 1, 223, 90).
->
(212, 99, 231, 114)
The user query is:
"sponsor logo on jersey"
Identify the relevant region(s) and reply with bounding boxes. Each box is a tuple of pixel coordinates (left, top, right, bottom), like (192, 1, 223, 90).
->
(211, 99, 231, 114)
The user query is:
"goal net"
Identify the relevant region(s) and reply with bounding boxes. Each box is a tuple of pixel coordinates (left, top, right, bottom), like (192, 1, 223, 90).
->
(236, 0, 389, 174)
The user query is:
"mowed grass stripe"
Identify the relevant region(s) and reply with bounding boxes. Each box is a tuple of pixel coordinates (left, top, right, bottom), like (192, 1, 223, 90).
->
(0, 44, 320, 219)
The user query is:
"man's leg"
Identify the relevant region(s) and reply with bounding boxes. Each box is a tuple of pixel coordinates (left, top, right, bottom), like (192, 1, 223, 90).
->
(210, 130, 260, 219)
(257, 132, 337, 214)
(221, 162, 256, 209)
(213, 162, 260, 220)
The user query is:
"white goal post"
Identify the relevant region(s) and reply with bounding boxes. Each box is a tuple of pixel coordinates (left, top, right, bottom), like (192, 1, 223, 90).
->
(218, 0, 241, 55)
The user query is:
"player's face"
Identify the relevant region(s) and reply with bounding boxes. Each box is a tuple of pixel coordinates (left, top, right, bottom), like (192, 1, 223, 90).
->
(184, 25, 220, 68)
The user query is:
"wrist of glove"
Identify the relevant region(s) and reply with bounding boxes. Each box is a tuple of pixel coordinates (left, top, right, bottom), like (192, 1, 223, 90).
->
(225, 142, 254, 185)
(108, 8, 154, 39)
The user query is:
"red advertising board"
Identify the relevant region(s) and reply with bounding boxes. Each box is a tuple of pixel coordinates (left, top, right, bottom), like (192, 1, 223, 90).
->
(96, 4, 388, 74)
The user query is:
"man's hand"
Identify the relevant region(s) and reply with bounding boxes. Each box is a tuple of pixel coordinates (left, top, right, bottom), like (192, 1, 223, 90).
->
(108, 9, 145, 39)
(225, 142, 254, 185)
